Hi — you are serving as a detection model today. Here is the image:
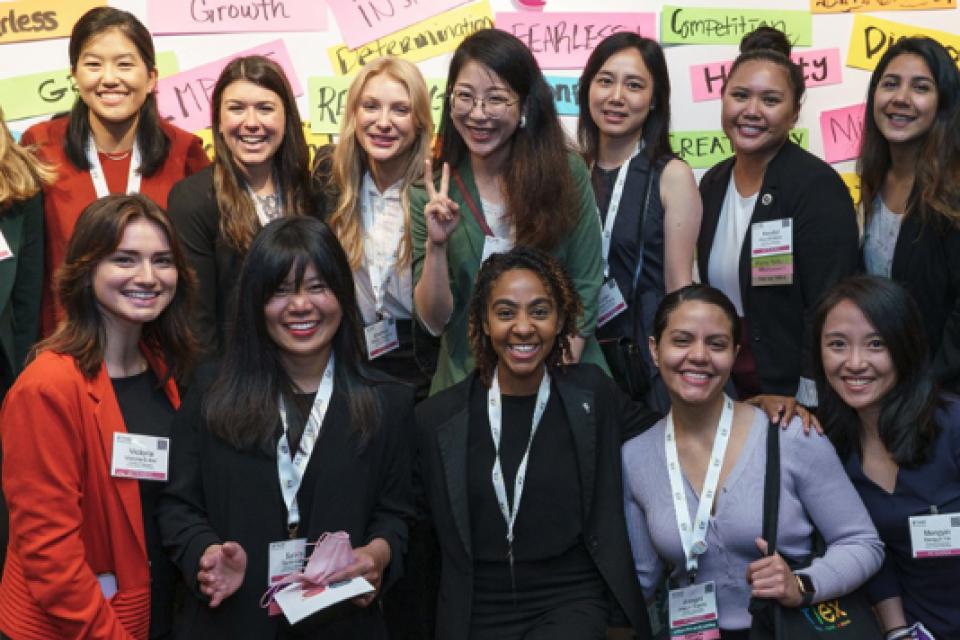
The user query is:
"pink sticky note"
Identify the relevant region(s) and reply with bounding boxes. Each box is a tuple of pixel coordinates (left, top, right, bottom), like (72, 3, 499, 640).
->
(157, 40, 302, 133)
(690, 48, 843, 102)
(495, 12, 656, 69)
(328, 0, 471, 49)
(820, 103, 866, 164)
(147, 0, 326, 34)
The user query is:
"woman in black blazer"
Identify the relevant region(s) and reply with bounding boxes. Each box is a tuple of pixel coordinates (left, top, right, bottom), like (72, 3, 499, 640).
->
(416, 247, 658, 640)
(157, 217, 414, 639)
(857, 37, 960, 393)
(696, 28, 858, 407)
(167, 55, 316, 359)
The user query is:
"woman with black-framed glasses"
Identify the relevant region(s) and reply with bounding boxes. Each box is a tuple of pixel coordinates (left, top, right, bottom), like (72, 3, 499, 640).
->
(410, 28, 608, 395)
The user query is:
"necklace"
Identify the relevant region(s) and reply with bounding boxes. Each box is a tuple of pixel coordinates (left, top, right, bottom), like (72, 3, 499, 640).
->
(99, 148, 132, 161)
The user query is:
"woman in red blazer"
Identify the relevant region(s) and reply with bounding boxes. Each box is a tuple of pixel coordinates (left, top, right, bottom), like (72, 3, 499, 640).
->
(0, 194, 196, 640)
(21, 7, 208, 336)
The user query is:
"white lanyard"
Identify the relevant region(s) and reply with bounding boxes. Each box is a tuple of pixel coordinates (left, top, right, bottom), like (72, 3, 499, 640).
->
(362, 181, 404, 320)
(599, 142, 642, 279)
(277, 353, 335, 536)
(86, 136, 142, 198)
(664, 395, 734, 582)
(487, 367, 551, 566)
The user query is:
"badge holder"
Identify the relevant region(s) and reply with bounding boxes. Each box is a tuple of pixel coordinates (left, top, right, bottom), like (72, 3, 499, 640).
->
(365, 316, 400, 360)
(110, 433, 170, 481)
(750, 218, 793, 287)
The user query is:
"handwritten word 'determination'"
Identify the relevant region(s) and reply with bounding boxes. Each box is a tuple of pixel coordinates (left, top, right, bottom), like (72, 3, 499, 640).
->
(661, 6, 813, 46)
(328, 0, 470, 49)
(811, 0, 955, 14)
(328, 0, 494, 75)
(148, 0, 326, 34)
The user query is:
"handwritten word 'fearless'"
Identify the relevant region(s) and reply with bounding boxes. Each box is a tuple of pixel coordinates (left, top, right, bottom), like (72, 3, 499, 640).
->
(0, 8, 58, 38)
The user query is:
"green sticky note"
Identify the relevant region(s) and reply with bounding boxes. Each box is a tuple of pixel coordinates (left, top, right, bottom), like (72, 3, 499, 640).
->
(309, 75, 447, 135)
(661, 6, 812, 46)
(0, 51, 179, 123)
(669, 128, 808, 169)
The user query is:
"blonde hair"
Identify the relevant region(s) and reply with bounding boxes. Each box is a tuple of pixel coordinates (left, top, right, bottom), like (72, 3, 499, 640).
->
(0, 108, 55, 205)
(327, 57, 433, 270)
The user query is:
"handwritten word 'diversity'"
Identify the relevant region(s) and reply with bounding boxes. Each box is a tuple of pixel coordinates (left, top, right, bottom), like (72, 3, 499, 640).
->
(811, 0, 955, 14)
(847, 14, 960, 70)
(690, 48, 841, 101)
(148, 0, 326, 34)
(328, 0, 493, 75)
(496, 12, 656, 68)
(661, 6, 813, 46)
(0, 0, 101, 44)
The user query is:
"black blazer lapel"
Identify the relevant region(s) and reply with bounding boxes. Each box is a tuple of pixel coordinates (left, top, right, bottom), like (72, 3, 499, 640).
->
(556, 378, 597, 522)
(697, 159, 734, 279)
(435, 404, 472, 558)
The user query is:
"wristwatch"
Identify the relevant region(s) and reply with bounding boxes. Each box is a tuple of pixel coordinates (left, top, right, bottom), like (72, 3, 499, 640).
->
(795, 573, 815, 606)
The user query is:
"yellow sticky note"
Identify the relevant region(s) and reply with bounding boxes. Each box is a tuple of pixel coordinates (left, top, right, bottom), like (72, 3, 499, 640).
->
(846, 14, 960, 71)
(812, 0, 955, 13)
(308, 76, 447, 135)
(328, 0, 494, 76)
(840, 173, 862, 206)
(0, 51, 179, 122)
(0, 0, 104, 45)
(195, 125, 332, 165)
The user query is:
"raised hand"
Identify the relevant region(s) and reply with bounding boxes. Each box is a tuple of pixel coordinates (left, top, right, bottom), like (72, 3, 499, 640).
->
(198, 542, 247, 607)
(423, 158, 460, 246)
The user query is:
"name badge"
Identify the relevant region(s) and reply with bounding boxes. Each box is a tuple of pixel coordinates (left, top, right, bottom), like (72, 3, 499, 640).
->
(0, 229, 13, 261)
(268, 538, 307, 587)
(481, 236, 513, 264)
(751, 218, 793, 286)
(909, 512, 960, 558)
(668, 581, 720, 640)
(597, 279, 627, 327)
(364, 317, 400, 360)
(110, 433, 169, 481)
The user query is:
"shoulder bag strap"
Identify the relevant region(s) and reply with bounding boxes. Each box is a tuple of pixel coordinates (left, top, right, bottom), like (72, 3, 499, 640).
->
(627, 157, 659, 341)
(761, 419, 783, 639)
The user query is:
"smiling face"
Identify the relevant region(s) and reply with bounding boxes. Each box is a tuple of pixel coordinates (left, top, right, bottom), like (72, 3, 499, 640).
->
(355, 73, 418, 184)
(650, 300, 738, 407)
(721, 60, 798, 162)
(72, 28, 157, 136)
(872, 53, 938, 153)
(450, 60, 521, 168)
(588, 47, 654, 146)
(820, 299, 897, 425)
(483, 268, 561, 395)
(218, 79, 286, 182)
(92, 218, 176, 333)
(264, 262, 342, 372)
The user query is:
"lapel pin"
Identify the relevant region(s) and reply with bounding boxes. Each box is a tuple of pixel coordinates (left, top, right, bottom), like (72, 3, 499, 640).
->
(583, 402, 591, 414)
(761, 193, 773, 206)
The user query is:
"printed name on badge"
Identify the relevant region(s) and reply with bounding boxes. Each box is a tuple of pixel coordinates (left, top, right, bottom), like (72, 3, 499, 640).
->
(110, 433, 170, 481)
(751, 218, 793, 286)
(909, 513, 960, 558)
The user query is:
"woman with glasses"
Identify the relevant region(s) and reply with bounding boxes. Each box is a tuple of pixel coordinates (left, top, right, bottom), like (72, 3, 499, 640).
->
(410, 29, 606, 394)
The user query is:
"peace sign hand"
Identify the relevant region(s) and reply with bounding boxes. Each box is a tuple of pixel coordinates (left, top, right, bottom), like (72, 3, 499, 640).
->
(423, 159, 460, 246)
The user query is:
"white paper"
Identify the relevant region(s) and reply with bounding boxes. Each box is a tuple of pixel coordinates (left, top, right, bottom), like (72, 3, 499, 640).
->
(272, 577, 375, 625)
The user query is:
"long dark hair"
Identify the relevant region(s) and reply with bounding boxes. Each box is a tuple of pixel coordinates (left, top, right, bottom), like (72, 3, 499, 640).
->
(34, 194, 196, 381)
(437, 29, 578, 252)
(577, 32, 673, 168)
(858, 37, 960, 227)
(813, 275, 941, 467)
(467, 247, 582, 388)
(64, 6, 170, 176)
(204, 217, 379, 450)
(211, 56, 313, 254)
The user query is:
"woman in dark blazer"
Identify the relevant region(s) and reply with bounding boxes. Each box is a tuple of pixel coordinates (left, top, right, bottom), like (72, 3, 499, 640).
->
(857, 37, 960, 393)
(157, 217, 414, 639)
(696, 27, 858, 406)
(167, 55, 316, 359)
(416, 247, 657, 640)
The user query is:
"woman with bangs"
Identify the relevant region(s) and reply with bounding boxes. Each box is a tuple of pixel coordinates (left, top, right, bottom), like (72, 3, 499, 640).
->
(313, 57, 435, 396)
(157, 217, 414, 639)
(857, 37, 960, 393)
(411, 29, 607, 395)
(0, 194, 196, 640)
(168, 55, 318, 359)
(21, 6, 208, 337)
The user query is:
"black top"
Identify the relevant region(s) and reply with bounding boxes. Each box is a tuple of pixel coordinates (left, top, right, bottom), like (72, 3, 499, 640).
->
(111, 369, 177, 639)
(467, 377, 582, 562)
(286, 392, 317, 457)
(593, 154, 668, 346)
(848, 396, 960, 638)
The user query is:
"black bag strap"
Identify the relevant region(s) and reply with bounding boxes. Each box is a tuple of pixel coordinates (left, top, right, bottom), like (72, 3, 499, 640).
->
(761, 420, 783, 639)
(627, 156, 661, 342)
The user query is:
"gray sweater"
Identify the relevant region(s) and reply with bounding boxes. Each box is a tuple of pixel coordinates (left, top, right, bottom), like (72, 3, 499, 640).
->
(622, 406, 883, 631)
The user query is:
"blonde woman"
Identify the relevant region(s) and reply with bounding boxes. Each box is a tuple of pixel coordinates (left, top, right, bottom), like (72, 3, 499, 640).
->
(313, 56, 435, 396)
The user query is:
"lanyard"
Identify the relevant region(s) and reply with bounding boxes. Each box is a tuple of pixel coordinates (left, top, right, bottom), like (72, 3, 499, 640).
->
(599, 142, 642, 279)
(362, 178, 404, 320)
(664, 395, 734, 583)
(452, 169, 494, 237)
(277, 353, 335, 538)
(86, 136, 142, 198)
(487, 367, 551, 573)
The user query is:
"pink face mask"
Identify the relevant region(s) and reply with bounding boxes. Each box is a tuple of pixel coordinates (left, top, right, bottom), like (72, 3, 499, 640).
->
(261, 531, 356, 615)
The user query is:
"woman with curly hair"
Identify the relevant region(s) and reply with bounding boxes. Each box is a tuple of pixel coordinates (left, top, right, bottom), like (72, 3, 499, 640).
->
(416, 246, 658, 639)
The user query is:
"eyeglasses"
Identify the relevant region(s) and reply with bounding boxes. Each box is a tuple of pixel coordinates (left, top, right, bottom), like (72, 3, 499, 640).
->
(448, 89, 519, 119)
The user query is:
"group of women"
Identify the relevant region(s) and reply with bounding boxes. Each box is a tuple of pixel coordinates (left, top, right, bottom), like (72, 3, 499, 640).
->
(0, 4, 959, 640)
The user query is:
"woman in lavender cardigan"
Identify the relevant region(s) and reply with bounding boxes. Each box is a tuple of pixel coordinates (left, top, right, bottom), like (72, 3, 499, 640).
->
(622, 284, 882, 639)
